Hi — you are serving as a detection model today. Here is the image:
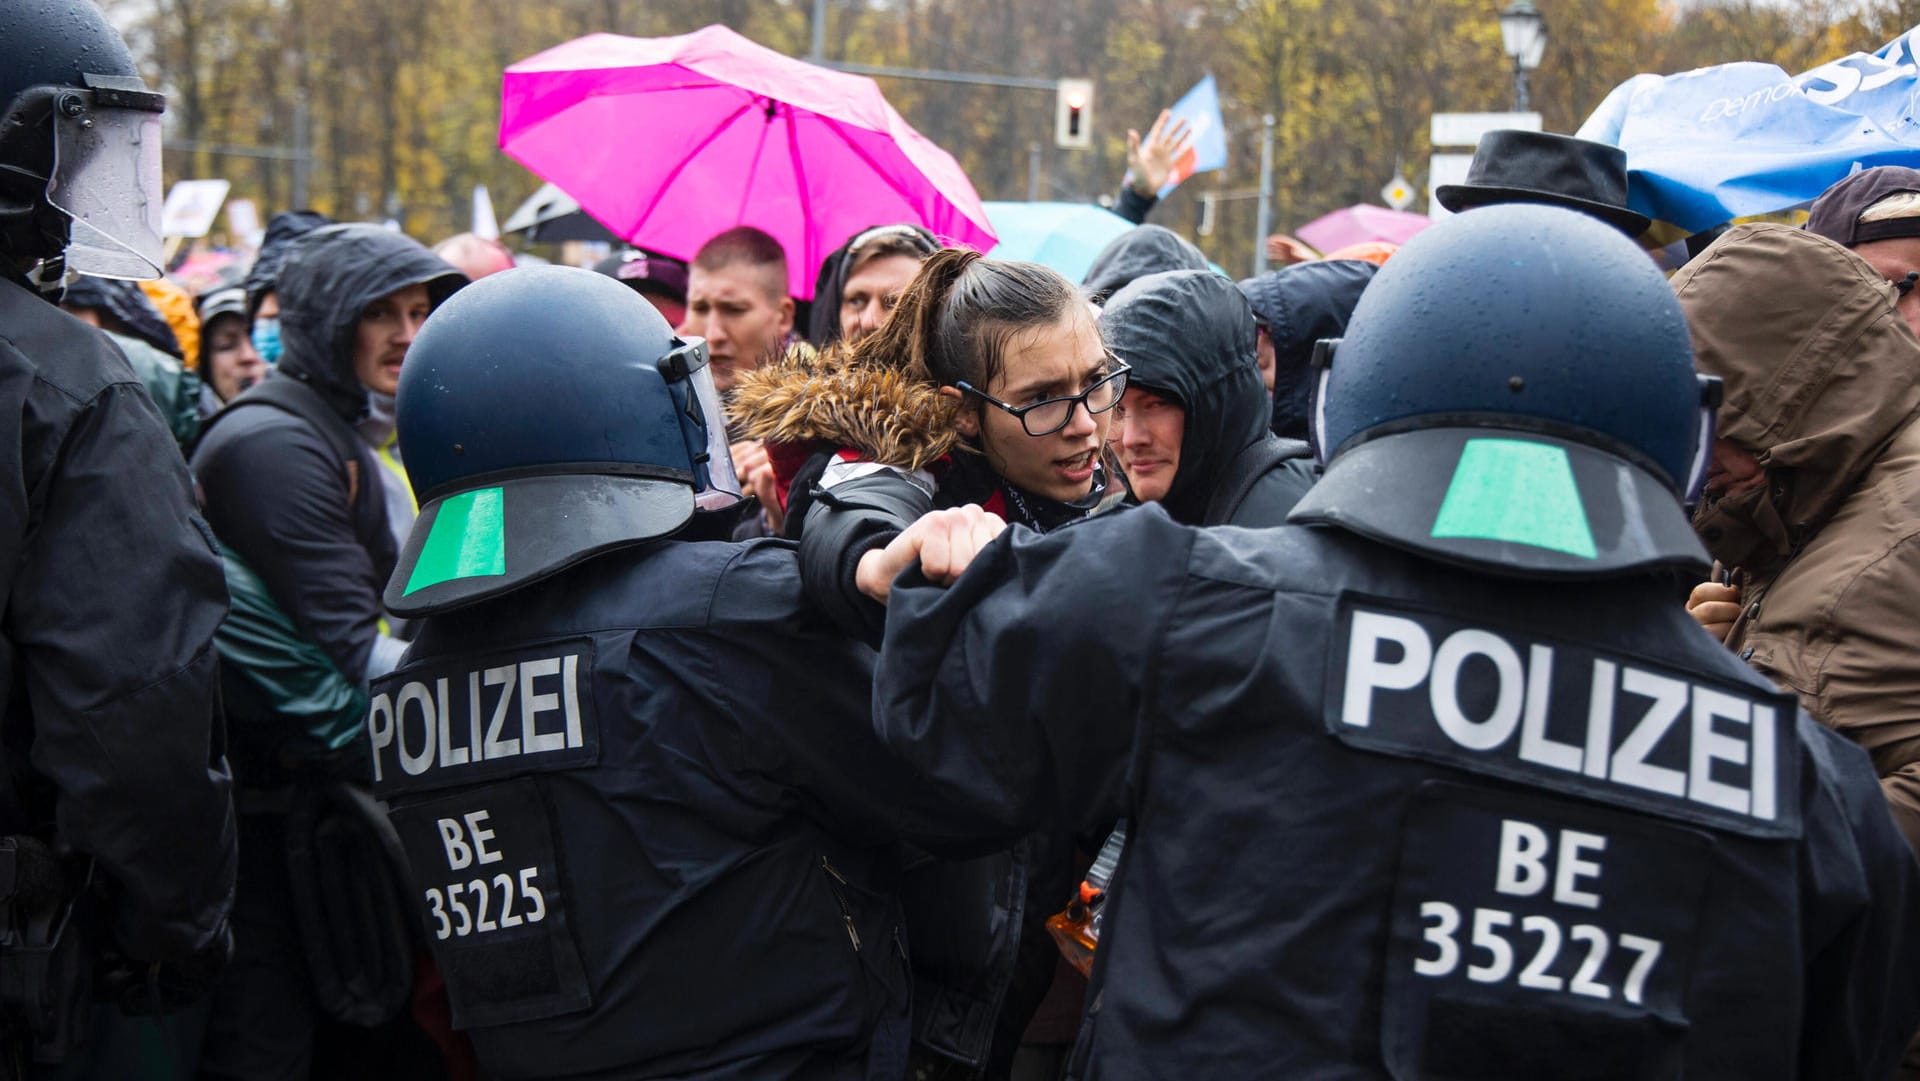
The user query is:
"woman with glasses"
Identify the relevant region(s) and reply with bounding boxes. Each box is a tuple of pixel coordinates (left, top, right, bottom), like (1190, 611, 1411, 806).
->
(728, 247, 1123, 1081)
(730, 247, 1128, 632)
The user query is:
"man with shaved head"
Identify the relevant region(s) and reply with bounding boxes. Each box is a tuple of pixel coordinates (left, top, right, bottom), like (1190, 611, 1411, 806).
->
(677, 226, 794, 394)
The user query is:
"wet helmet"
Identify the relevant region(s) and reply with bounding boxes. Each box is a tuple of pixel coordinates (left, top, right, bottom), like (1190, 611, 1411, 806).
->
(0, 0, 167, 282)
(1290, 203, 1720, 579)
(385, 266, 741, 617)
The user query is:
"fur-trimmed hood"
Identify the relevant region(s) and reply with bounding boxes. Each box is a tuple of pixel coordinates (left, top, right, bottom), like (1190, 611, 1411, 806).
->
(727, 342, 961, 471)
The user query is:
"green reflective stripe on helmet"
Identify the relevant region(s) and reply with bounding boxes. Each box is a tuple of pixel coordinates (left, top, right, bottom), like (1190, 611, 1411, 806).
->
(404, 487, 506, 595)
(1430, 438, 1597, 559)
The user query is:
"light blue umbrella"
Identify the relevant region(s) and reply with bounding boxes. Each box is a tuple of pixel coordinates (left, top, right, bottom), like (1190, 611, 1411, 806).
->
(983, 201, 1136, 283)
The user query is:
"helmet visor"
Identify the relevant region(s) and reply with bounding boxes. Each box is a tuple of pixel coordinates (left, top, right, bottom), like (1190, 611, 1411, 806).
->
(686, 361, 743, 512)
(49, 100, 164, 280)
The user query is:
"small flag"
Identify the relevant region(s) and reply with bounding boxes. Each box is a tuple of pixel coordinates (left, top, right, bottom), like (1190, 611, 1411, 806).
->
(1157, 75, 1229, 198)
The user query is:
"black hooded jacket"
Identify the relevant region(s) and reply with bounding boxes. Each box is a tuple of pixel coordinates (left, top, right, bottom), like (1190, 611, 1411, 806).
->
(0, 274, 236, 961)
(1080, 226, 1210, 305)
(60, 276, 182, 358)
(1103, 270, 1313, 526)
(242, 209, 333, 321)
(1237, 259, 1377, 439)
(193, 226, 463, 748)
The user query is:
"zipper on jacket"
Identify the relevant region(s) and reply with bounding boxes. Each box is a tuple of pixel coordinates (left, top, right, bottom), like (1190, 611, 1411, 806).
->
(822, 856, 862, 953)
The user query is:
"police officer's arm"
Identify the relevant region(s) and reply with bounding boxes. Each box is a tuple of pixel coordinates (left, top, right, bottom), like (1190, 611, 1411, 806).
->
(1807, 548, 1920, 855)
(12, 379, 237, 961)
(872, 506, 1194, 838)
(195, 418, 389, 685)
(703, 541, 1001, 853)
(1793, 718, 1920, 1080)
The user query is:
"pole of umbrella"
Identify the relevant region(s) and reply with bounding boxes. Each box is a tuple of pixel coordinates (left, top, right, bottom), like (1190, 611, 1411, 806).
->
(1028, 142, 1042, 203)
(812, 0, 827, 61)
(1253, 113, 1275, 278)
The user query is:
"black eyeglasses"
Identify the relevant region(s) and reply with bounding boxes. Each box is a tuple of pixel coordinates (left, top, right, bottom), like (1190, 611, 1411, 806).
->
(957, 363, 1131, 437)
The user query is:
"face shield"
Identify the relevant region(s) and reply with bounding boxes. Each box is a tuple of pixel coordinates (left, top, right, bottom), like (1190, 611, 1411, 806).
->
(1682, 375, 1724, 509)
(658, 337, 743, 512)
(45, 76, 166, 280)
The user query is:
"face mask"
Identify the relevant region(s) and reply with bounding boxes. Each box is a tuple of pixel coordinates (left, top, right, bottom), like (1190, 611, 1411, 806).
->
(1692, 480, 1795, 573)
(252, 318, 283, 366)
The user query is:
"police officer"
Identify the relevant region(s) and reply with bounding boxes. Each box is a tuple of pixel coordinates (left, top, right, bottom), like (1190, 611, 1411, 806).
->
(862, 205, 1920, 1079)
(371, 266, 951, 1079)
(0, 0, 237, 1067)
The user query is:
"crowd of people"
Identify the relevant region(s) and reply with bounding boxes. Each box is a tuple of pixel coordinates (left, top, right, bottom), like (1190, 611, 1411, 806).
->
(8, 2, 1920, 1079)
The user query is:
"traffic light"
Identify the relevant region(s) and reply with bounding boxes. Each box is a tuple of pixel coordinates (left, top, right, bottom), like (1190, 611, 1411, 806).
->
(1055, 78, 1093, 150)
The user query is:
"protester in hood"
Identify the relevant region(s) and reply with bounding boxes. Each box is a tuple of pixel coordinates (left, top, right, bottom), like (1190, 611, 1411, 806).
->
(1806, 166, 1920, 336)
(242, 208, 332, 365)
(1104, 269, 1313, 525)
(60, 276, 202, 450)
(1677, 223, 1920, 1077)
(61, 274, 181, 356)
(593, 248, 690, 326)
(190, 223, 464, 1078)
(194, 285, 266, 416)
(1081, 224, 1210, 305)
(730, 249, 1125, 1079)
(1237, 258, 1377, 439)
(807, 223, 938, 348)
(1677, 223, 1920, 851)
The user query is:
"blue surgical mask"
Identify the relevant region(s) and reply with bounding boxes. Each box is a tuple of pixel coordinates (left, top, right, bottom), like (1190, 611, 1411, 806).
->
(252, 317, 283, 365)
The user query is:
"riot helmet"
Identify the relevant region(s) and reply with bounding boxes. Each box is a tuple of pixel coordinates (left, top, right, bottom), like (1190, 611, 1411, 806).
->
(384, 266, 741, 617)
(1289, 204, 1719, 579)
(0, 0, 167, 283)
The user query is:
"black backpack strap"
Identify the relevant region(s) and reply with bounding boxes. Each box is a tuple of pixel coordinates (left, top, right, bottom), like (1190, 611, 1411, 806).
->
(196, 377, 366, 500)
(1202, 436, 1314, 525)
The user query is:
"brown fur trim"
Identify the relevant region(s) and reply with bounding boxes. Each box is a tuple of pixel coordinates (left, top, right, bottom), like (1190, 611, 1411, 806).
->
(727, 342, 961, 471)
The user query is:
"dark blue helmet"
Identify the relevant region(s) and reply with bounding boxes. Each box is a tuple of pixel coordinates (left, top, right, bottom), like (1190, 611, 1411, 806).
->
(385, 265, 741, 616)
(1290, 204, 1719, 579)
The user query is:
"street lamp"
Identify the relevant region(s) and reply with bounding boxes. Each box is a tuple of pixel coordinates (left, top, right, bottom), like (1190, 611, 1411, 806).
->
(1499, 1, 1547, 113)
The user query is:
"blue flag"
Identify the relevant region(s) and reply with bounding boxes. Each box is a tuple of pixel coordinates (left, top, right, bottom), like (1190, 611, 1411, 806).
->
(1577, 27, 1920, 232)
(1156, 75, 1230, 198)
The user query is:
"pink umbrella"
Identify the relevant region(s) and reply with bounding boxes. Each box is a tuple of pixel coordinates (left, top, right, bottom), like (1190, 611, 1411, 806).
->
(1295, 204, 1433, 255)
(500, 26, 996, 299)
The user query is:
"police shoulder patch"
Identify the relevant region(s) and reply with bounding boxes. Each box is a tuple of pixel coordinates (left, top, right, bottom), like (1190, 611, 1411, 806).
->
(368, 637, 600, 799)
(1325, 595, 1801, 839)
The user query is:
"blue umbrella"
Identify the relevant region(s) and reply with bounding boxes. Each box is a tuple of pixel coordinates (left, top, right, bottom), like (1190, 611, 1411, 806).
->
(983, 201, 1136, 283)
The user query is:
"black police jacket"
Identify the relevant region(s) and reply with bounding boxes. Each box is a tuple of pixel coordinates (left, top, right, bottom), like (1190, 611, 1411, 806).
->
(873, 504, 1920, 1080)
(0, 276, 236, 961)
(373, 537, 929, 1081)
